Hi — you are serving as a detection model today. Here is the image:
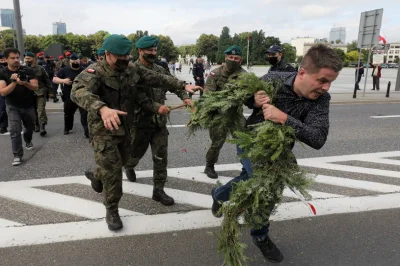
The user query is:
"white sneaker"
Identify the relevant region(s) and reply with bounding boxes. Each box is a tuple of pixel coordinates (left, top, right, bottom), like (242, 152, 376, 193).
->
(12, 157, 22, 166)
(26, 142, 34, 150)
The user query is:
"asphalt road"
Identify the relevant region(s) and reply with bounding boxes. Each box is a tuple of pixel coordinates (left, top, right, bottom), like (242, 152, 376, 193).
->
(0, 102, 400, 266)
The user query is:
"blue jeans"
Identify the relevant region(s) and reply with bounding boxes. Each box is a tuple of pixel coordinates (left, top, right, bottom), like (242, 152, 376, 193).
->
(213, 146, 270, 239)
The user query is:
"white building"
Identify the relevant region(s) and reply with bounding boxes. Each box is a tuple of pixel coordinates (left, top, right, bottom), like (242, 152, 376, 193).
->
(385, 42, 400, 63)
(290, 37, 316, 57)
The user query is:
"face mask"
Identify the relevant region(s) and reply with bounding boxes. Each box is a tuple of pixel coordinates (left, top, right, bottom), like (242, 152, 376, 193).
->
(114, 58, 130, 72)
(268, 57, 279, 65)
(143, 53, 156, 63)
(71, 62, 80, 68)
(26, 61, 33, 67)
(225, 59, 241, 72)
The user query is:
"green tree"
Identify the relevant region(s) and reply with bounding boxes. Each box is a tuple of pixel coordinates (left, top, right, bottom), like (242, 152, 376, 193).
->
(335, 39, 342, 44)
(264, 36, 281, 48)
(155, 35, 179, 61)
(87, 30, 110, 52)
(24, 35, 41, 53)
(394, 56, 399, 63)
(345, 50, 359, 63)
(0, 29, 16, 51)
(177, 44, 198, 57)
(216, 26, 232, 64)
(333, 48, 345, 62)
(196, 34, 219, 63)
(347, 40, 358, 52)
(126, 30, 149, 61)
(281, 43, 296, 63)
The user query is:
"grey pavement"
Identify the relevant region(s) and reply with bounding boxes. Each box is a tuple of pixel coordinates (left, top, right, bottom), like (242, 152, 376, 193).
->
(1, 100, 400, 265)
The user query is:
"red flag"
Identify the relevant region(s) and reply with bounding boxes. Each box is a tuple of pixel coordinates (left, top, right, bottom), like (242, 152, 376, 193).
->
(379, 35, 387, 45)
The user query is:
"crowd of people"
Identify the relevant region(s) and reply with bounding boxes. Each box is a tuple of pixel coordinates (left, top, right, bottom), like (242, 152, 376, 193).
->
(0, 35, 343, 263)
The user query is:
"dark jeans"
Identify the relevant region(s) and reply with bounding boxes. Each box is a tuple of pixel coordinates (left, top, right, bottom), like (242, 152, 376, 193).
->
(6, 105, 36, 157)
(355, 74, 363, 85)
(372, 76, 380, 90)
(213, 146, 270, 239)
(0, 96, 8, 130)
(64, 97, 88, 132)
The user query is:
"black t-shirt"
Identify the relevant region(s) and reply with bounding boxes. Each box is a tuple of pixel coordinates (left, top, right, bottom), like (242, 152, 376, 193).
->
(356, 62, 364, 75)
(55, 66, 85, 91)
(0, 66, 37, 108)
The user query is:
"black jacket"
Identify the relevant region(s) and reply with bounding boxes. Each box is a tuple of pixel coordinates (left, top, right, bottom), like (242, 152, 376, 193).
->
(268, 59, 296, 73)
(193, 63, 205, 79)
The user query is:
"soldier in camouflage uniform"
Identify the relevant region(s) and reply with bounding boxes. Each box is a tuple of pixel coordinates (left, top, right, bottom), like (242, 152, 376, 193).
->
(204, 45, 247, 179)
(24, 52, 52, 136)
(123, 36, 192, 206)
(71, 34, 201, 231)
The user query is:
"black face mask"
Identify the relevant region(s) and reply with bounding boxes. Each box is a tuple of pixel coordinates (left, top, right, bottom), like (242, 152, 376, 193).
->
(268, 56, 279, 65)
(143, 53, 156, 63)
(0, 62, 7, 67)
(26, 61, 33, 67)
(71, 63, 80, 68)
(114, 58, 130, 72)
(225, 59, 241, 72)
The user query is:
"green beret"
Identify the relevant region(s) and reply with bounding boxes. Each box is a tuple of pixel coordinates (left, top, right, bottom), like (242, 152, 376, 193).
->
(136, 36, 159, 49)
(224, 45, 242, 56)
(24, 52, 35, 58)
(97, 48, 105, 56)
(102, 34, 133, 55)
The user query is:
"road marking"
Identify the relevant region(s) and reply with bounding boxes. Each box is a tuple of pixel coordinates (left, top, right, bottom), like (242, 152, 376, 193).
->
(370, 115, 400, 118)
(0, 151, 400, 247)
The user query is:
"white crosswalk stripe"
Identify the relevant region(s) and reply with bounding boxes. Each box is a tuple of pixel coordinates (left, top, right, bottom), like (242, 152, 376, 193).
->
(0, 151, 400, 248)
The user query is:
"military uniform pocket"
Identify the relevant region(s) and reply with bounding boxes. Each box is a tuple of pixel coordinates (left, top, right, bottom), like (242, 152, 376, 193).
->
(93, 141, 122, 169)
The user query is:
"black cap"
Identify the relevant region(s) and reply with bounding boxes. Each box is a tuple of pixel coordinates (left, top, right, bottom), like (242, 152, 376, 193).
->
(267, 45, 283, 54)
(70, 54, 79, 60)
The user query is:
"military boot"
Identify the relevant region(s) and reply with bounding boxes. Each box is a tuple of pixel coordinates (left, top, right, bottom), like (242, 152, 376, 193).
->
(152, 188, 175, 206)
(84, 170, 103, 193)
(106, 209, 123, 231)
(40, 124, 47, 136)
(204, 164, 218, 179)
(125, 168, 136, 182)
(34, 124, 40, 132)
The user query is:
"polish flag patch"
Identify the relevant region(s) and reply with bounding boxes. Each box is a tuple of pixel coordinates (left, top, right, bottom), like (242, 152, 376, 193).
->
(210, 72, 215, 76)
(87, 69, 96, 73)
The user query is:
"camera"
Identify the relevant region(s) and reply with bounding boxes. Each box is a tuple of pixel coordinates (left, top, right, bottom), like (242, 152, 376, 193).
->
(18, 68, 28, 82)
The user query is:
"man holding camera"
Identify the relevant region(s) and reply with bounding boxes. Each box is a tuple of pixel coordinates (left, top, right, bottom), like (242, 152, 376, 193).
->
(53, 54, 89, 137)
(0, 48, 39, 166)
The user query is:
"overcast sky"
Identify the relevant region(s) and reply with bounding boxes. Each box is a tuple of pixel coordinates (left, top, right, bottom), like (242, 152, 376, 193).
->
(1, 0, 399, 45)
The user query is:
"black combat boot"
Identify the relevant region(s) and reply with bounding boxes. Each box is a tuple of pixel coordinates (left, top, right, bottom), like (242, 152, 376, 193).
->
(204, 164, 218, 179)
(64, 128, 69, 135)
(152, 188, 175, 206)
(84, 170, 103, 193)
(253, 236, 284, 263)
(125, 168, 136, 182)
(40, 124, 47, 136)
(211, 188, 222, 218)
(34, 124, 40, 132)
(106, 209, 123, 231)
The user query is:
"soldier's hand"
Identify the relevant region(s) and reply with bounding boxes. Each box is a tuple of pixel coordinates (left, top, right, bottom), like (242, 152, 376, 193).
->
(183, 99, 192, 106)
(99, 106, 127, 131)
(64, 78, 72, 85)
(158, 105, 170, 115)
(185, 85, 203, 94)
(254, 91, 270, 108)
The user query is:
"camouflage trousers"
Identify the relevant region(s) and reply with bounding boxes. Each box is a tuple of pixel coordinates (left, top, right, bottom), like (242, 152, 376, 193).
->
(35, 96, 48, 125)
(125, 126, 169, 189)
(206, 116, 246, 165)
(91, 135, 130, 210)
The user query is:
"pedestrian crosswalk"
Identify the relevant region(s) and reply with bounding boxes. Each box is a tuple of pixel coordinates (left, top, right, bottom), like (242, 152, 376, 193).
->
(1, 151, 400, 248)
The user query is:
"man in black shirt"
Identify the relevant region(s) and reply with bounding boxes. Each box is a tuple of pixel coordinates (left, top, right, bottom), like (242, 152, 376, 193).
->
(191, 55, 205, 98)
(0, 52, 8, 134)
(211, 44, 342, 263)
(43, 56, 59, 103)
(267, 45, 296, 73)
(0, 48, 39, 166)
(53, 54, 88, 137)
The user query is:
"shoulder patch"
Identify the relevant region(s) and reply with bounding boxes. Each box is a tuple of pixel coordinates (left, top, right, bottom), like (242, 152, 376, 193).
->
(210, 72, 215, 76)
(86, 69, 96, 74)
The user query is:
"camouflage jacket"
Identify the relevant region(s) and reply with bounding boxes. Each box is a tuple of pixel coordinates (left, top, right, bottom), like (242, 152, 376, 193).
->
(204, 64, 246, 92)
(71, 60, 187, 137)
(31, 64, 51, 96)
(133, 60, 189, 128)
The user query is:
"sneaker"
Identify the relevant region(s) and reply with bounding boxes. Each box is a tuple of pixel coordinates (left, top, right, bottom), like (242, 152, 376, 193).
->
(25, 142, 34, 150)
(253, 236, 284, 263)
(12, 157, 22, 166)
(211, 188, 222, 218)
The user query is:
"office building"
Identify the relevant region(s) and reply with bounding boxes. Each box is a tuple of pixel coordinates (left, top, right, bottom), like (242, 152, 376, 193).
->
(52, 22, 67, 35)
(0, 9, 15, 28)
(329, 27, 346, 44)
